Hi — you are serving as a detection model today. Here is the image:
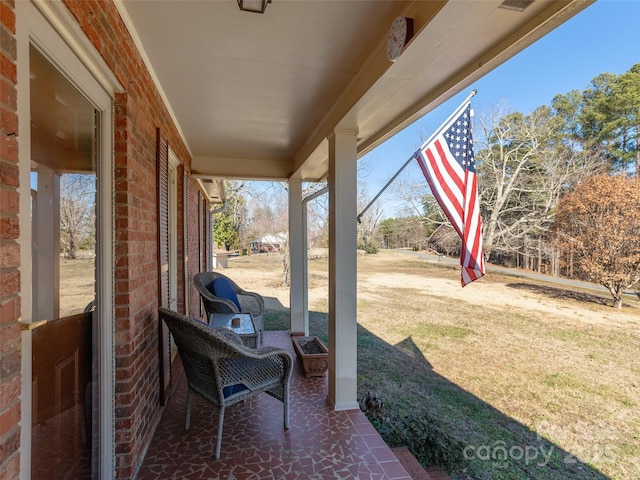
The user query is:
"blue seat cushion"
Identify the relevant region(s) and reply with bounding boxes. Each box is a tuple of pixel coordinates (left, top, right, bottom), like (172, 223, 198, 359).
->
(223, 383, 248, 398)
(213, 277, 241, 310)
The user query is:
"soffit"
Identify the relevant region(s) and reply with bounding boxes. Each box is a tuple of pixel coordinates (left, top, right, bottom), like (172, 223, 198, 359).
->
(118, 0, 594, 184)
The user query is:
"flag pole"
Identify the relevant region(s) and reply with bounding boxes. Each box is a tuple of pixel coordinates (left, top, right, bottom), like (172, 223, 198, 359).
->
(356, 89, 477, 223)
(357, 155, 415, 223)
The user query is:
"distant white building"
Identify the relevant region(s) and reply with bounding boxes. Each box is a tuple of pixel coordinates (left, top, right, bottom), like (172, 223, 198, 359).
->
(251, 234, 287, 253)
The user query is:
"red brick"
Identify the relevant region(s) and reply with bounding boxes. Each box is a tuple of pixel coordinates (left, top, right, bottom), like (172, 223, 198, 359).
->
(0, 134, 17, 163)
(0, 109, 17, 136)
(0, 450, 20, 480)
(0, 3, 16, 34)
(0, 52, 17, 84)
(0, 427, 20, 468)
(0, 161, 18, 188)
(115, 417, 132, 430)
(0, 349, 20, 381)
(0, 1, 49, 479)
(0, 270, 18, 296)
(0, 218, 18, 240)
(0, 188, 18, 213)
(0, 374, 19, 407)
(0, 317, 19, 345)
(8, 1, 200, 477)
(0, 402, 20, 437)
(0, 297, 19, 327)
(0, 27, 16, 63)
(0, 242, 18, 268)
(0, 79, 16, 109)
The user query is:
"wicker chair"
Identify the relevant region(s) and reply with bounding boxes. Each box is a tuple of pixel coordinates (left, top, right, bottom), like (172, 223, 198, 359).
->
(158, 307, 293, 459)
(194, 271, 265, 343)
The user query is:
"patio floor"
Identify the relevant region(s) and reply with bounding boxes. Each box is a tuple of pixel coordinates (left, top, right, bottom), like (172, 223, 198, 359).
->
(136, 330, 416, 480)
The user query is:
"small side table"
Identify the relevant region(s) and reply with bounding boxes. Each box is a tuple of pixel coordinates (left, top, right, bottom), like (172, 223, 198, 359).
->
(209, 313, 258, 348)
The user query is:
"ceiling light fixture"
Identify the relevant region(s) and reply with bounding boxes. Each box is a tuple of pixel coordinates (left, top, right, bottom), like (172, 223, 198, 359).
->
(237, 0, 271, 14)
(498, 0, 534, 12)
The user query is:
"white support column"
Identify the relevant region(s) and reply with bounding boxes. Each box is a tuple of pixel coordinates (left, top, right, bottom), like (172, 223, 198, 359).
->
(327, 129, 359, 411)
(33, 168, 60, 321)
(288, 180, 306, 335)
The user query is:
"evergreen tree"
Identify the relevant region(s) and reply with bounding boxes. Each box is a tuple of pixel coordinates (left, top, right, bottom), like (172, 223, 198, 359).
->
(213, 180, 247, 250)
(579, 64, 640, 176)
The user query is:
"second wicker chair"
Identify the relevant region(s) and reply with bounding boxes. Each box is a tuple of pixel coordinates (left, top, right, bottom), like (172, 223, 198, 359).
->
(194, 271, 265, 343)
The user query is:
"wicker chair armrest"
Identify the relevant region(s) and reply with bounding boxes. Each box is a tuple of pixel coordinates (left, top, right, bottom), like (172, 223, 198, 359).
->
(237, 290, 265, 310)
(254, 345, 289, 356)
(237, 292, 264, 316)
(211, 327, 244, 346)
(225, 343, 292, 363)
(213, 297, 242, 312)
(195, 284, 216, 301)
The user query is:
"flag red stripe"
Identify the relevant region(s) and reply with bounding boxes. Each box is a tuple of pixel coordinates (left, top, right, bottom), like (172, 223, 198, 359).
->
(461, 170, 484, 285)
(432, 140, 465, 229)
(421, 140, 464, 235)
(434, 140, 465, 194)
(469, 175, 484, 270)
(428, 141, 465, 213)
(463, 170, 482, 270)
(419, 150, 463, 237)
(464, 194, 479, 263)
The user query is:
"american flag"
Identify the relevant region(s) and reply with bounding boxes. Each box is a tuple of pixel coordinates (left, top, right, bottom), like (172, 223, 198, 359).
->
(416, 102, 485, 286)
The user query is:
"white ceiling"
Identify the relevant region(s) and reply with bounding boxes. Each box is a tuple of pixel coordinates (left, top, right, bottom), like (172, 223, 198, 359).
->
(117, 0, 594, 187)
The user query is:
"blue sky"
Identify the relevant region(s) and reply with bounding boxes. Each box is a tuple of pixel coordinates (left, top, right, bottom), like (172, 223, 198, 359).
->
(362, 0, 640, 218)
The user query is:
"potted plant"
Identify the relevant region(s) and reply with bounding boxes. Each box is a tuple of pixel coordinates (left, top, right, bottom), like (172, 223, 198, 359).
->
(291, 335, 329, 378)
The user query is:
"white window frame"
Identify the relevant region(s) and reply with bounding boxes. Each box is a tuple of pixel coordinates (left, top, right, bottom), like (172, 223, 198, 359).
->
(16, 1, 121, 478)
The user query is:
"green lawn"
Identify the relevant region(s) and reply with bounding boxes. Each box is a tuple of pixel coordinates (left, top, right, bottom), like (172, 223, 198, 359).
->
(226, 251, 640, 480)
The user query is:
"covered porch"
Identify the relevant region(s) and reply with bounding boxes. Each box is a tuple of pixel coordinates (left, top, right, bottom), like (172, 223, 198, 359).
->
(137, 331, 445, 480)
(116, 0, 596, 410)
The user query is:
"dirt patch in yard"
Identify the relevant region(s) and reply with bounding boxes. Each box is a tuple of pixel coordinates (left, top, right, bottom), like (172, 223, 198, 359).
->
(225, 249, 639, 328)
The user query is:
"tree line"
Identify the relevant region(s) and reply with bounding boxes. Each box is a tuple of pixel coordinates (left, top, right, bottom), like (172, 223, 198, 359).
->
(372, 64, 640, 308)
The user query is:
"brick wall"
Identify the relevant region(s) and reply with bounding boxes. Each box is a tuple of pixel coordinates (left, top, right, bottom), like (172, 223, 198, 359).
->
(187, 186, 204, 318)
(0, 0, 21, 478)
(0, 0, 207, 476)
(59, 2, 198, 477)
(172, 169, 207, 321)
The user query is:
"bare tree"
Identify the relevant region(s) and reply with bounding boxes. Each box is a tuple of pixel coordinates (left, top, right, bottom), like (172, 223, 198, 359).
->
(306, 191, 328, 249)
(357, 186, 382, 252)
(60, 174, 95, 259)
(393, 176, 430, 218)
(476, 104, 604, 262)
(245, 180, 331, 285)
(430, 224, 460, 257)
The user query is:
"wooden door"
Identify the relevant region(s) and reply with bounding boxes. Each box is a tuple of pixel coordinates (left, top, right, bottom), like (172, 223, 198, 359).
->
(31, 313, 92, 479)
